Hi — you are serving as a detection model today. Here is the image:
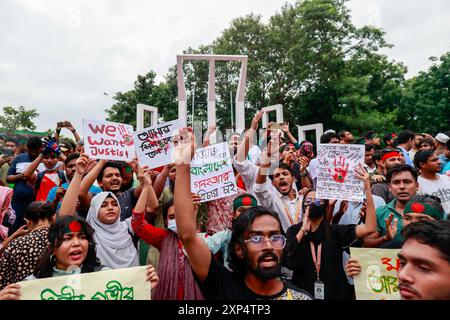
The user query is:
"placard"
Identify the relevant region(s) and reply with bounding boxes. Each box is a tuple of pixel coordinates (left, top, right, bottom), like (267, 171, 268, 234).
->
(350, 248, 401, 300)
(83, 119, 135, 161)
(190, 142, 237, 203)
(316, 144, 365, 201)
(133, 119, 183, 169)
(17, 266, 150, 300)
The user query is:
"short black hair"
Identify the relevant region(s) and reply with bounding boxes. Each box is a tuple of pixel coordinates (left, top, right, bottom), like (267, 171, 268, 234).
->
(4, 137, 18, 146)
(386, 164, 418, 183)
(338, 130, 348, 139)
(413, 150, 435, 169)
(418, 138, 435, 149)
(227, 206, 283, 278)
(364, 130, 376, 139)
(26, 136, 42, 150)
(64, 152, 80, 166)
(402, 220, 450, 264)
(97, 162, 122, 182)
(372, 149, 382, 164)
(24, 202, 55, 223)
(320, 133, 337, 144)
(365, 144, 375, 152)
(396, 130, 416, 145)
(269, 162, 294, 181)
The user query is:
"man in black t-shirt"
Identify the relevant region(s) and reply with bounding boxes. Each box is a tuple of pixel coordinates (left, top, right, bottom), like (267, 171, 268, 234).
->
(173, 128, 313, 300)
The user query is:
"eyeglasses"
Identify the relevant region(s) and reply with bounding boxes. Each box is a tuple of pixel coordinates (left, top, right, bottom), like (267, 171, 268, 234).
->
(244, 234, 286, 249)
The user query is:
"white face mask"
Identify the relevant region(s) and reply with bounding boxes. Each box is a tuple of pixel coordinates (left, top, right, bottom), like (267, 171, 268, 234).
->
(167, 219, 177, 233)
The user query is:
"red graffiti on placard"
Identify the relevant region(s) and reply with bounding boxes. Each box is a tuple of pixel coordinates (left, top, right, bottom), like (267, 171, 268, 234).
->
(117, 125, 133, 147)
(381, 257, 401, 272)
(328, 155, 349, 183)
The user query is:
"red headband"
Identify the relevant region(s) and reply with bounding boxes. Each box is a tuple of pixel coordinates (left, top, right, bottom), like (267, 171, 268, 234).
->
(382, 151, 401, 162)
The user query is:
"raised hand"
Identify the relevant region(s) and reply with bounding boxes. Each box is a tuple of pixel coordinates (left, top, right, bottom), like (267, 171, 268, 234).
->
(173, 128, 195, 165)
(302, 207, 311, 232)
(75, 154, 90, 175)
(354, 163, 371, 189)
(281, 122, 290, 133)
(250, 110, 264, 131)
(385, 213, 398, 241)
(55, 187, 67, 201)
(298, 156, 310, 172)
(65, 121, 75, 132)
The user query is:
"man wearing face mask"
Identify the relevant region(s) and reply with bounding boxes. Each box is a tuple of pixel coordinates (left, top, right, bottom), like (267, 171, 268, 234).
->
(282, 164, 377, 300)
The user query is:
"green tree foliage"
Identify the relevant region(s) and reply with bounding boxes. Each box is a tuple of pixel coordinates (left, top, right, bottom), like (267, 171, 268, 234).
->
(399, 52, 450, 134)
(106, 71, 178, 129)
(106, 0, 447, 137)
(0, 106, 39, 133)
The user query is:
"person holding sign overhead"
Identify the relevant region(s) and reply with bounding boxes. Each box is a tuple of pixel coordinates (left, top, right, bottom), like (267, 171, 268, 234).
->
(172, 128, 312, 300)
(282, 164, 376, 300)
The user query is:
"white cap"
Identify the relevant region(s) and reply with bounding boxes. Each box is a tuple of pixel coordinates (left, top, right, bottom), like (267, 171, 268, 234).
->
(435, 133, 450, 144)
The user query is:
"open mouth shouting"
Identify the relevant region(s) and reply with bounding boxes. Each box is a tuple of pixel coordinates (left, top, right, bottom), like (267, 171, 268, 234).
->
(69, 249, 83, 262)
(278, 181, 290, 194)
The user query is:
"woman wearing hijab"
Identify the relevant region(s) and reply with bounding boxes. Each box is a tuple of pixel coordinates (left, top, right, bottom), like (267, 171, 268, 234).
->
(59, 154, 146, 269)
(85, 191, 139, 269)
(282, 164, 377, 300)
(0, 215, 158, 300)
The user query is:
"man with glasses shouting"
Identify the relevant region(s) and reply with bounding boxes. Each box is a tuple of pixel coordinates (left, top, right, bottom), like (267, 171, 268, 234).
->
(173, 128, 313, 300)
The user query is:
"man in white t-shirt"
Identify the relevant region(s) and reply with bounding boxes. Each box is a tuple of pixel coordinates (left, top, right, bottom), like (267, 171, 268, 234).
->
(414, 150, 450, 217)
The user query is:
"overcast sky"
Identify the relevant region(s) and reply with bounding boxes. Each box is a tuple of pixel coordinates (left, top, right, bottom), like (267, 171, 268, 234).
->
(0, 0, 449, 132)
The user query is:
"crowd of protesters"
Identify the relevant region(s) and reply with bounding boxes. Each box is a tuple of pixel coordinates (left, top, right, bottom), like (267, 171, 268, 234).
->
(0, 115, 449, 301)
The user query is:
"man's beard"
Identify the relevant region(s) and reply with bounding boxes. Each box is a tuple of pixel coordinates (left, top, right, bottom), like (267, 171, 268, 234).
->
(246, 252, 281, 281)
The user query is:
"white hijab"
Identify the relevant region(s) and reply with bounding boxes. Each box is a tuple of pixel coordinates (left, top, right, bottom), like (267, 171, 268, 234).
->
(86, 192, 139, 269)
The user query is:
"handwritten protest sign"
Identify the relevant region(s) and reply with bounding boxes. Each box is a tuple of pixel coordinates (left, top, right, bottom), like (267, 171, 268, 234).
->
(83, 119, 135, 162)
(316, 144, 365, 202)
(350, 248, 401, 300)
(133, 119, 183, 169)
(17, 266, 150, 300)
(191, 142, 238, 203)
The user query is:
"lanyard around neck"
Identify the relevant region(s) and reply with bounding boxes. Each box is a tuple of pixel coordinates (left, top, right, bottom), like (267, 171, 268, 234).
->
(310, 242, 322, 281)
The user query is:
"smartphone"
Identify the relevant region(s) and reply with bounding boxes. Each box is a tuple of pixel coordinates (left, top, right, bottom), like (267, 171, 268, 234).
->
(268, 123, 283, 130)
(1, 149, 13, 157)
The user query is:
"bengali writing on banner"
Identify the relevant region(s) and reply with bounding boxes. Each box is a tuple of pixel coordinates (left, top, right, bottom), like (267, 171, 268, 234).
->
(133, 119, 183, 169)
(83, 119, 135, 162)
(350, 248, 401, 300)
(316, 144, 365, 202)
(190, 142, 238, 203)
(17, 266, 151, 300)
